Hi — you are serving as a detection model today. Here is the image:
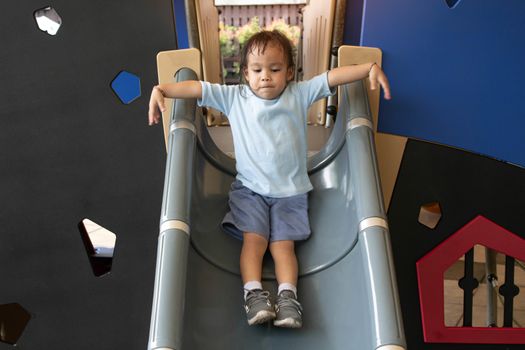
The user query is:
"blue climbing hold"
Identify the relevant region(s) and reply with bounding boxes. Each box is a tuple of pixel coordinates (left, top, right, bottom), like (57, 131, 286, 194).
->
(111, 71, 141, 104)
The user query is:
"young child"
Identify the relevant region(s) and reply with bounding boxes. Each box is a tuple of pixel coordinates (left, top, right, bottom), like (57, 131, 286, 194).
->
(148, 30, 391, 328)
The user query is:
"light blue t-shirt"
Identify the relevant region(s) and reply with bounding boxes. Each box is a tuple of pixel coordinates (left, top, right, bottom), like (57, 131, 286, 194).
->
(198, 72, 335, 198)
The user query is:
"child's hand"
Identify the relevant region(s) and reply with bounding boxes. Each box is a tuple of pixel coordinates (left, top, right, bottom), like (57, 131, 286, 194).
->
(148, 86, 166, 126)
(369, 64, 391, 100)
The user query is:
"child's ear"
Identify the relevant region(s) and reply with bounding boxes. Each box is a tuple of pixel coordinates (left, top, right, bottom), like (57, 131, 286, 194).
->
(243, 67, 249, 81)
(287, 67, 294, 81)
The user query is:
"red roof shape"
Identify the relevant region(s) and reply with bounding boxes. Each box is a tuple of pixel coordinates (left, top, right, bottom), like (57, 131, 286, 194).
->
(416, 215, 525, 344)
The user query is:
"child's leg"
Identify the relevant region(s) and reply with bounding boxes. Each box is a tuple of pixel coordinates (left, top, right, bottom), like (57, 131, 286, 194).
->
(268, 240, 298, 288)
(269, 240, 303, 328)
(241, 232, 275, 325)
(240, 232, 268, 284)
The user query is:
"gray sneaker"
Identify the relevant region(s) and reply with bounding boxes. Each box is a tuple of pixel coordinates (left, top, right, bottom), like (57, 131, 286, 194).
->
(244, 289, 276, 325)
(273, 290, 303, 328)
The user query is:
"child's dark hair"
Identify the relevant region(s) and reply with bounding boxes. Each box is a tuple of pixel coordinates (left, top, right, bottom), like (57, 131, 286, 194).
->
(239, 30, 295, 87)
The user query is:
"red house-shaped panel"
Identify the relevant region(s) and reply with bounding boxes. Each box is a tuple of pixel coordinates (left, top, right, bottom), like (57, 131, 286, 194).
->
(416, 215, 525, 343)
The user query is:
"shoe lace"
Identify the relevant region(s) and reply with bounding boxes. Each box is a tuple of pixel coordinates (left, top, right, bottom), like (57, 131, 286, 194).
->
(276, 293, 303, 312)
(245, 289, 271, 307)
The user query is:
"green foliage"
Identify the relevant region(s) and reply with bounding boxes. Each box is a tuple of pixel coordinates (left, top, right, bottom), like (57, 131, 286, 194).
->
(219, 22, 237, 57)
(237, 17, 262, 47)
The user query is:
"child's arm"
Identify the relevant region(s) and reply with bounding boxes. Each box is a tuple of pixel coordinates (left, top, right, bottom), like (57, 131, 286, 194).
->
(327, 63, 391, 100)
(148, 81, 202, 126)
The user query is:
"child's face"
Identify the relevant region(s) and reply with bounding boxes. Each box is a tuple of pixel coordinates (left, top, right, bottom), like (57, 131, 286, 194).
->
(243, 43, 293, 100)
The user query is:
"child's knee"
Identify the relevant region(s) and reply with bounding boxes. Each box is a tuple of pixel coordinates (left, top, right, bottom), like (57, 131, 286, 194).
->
(242, 232, 269, 254)
(269, 240, 295, 256)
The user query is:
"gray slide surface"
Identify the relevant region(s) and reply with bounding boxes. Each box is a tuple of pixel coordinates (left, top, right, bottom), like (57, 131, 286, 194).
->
(147, 68, 406, 350)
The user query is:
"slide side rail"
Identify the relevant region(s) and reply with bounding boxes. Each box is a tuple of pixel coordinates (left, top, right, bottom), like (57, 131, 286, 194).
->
(342, 81, 406, 350)
(148, 69, 198, 350)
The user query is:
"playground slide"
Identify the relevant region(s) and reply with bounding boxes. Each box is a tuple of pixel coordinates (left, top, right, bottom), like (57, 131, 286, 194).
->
(146, 66, 406, 350)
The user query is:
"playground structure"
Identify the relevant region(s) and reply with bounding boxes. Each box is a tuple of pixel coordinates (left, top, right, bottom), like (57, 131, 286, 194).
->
(146, 46, 405, 349)
(2, 1, 525, 349)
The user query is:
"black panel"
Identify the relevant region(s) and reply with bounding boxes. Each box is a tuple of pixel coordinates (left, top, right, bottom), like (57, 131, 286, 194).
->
(1, 1, 175, 349)
(388, 139, 525, 349)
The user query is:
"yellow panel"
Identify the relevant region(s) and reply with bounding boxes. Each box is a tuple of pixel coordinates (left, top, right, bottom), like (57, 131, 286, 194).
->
(195, 0, 222, 84)
(338, 45, 407, 209)
(338, 45, 383, 127)
(156, 48, 202, 147)
(195, 0, 226, 126)
(302, 0, 336, 124)
(376, 133, 407, 209)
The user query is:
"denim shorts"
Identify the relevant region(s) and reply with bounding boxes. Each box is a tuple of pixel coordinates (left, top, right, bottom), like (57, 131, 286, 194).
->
(222, 180, 311, 242)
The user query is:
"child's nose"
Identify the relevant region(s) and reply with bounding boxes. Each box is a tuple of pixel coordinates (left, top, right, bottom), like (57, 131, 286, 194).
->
(261, 71, 271, 81)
